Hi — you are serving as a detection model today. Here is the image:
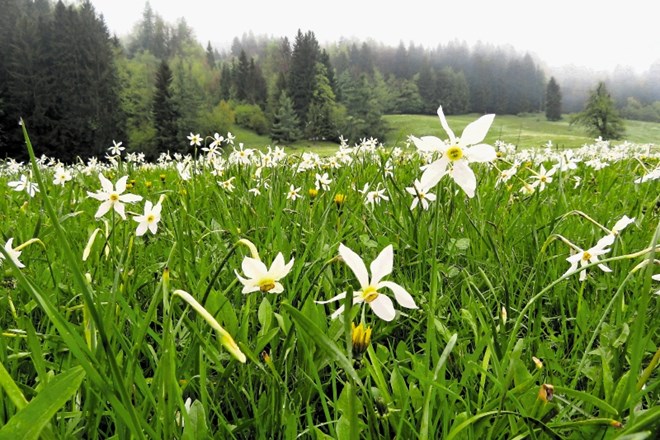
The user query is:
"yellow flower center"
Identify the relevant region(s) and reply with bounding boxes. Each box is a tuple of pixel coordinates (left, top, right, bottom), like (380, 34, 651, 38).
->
(541, 176, 547, 182)
(147, 214, 155, 223)
(109, 193, 119, 202)
(361, 285, 379, 303)
(259, 278, 276, 292)
(582, 251, 592, 261)
(446, 146, 463, 161)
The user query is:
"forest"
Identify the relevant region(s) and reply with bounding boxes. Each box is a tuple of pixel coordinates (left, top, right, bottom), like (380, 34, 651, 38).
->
(1, 0, 659, 161)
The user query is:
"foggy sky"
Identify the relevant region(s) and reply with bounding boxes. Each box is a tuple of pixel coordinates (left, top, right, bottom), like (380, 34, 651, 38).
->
(88, 0, 659, 73)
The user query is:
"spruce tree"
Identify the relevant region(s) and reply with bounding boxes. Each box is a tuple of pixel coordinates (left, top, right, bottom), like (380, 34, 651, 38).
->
(270, 91, 301, 143)
(416, 63, 437, 113)
(235, 49, 250, 102)
(152, 60, 180, 153)
(206, 41, 216, 69)
(288, 30, 319, 127)
(305, 63, 337, 140)
(545, 77, 562, 120)
(219, 63, 232, 101)
(571, 81, 625, 139)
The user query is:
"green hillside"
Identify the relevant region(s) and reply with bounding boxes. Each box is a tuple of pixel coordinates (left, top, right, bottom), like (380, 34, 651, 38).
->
(225, 113, 659, 154)
(384, 113, 660, 149)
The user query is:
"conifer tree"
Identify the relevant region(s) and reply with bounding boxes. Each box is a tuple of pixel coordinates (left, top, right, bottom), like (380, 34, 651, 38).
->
(152, 60, 180, 152)
(270, 91, 301, 143)
(219, 63, 232, 101)
(305, 63, 338, 140)
(571, 81, 625, 139)
(545, 76, 562, 121)
(288, 30, 319, 127)
(206, 41, 216, 68)
(235, 49, 250, 102)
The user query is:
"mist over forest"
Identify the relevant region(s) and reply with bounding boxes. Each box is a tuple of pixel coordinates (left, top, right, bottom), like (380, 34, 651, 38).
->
(2, 0, 659, 161)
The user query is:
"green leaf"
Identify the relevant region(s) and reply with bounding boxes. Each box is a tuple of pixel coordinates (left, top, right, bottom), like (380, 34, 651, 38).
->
(0, 362, 29, 410)
(0, 365, 85, 440)
(258, 296, 273, 333)
(281, 303, 361, 385)
(552, 385, 618, 416)
(182, 400, 209, 440)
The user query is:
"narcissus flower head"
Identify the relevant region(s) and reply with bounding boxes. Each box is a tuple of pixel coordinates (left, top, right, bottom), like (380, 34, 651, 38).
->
(316, 244, 417, 321)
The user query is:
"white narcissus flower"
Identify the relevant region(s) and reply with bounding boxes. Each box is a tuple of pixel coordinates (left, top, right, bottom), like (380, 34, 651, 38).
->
(0, 238, 25, 269)
(597, 214, 635, 247)
(286, 184, 302, 201)
(235, 252, 294, 294)
(529, 165, 557, 192)
(564, 240, 611, 282)
(8, 174, 40, 197)
(316, 244, 417, 322)
(53, 167, 72, 186)
(187, 133, 202, 147)
(108, 140, 125, 156)
(87, 173, 143, 220)
(412, 106, 496, 198)
(134, 199, 163, 236)
(315, 173, 332, 191)
(405, 179, 436, 210)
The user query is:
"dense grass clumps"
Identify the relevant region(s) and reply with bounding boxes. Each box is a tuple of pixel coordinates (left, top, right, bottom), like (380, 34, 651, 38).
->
(0, 125, 659, 439)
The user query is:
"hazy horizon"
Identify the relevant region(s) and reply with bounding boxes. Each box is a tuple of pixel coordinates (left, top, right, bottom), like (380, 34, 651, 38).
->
(86, 0, 660, 75)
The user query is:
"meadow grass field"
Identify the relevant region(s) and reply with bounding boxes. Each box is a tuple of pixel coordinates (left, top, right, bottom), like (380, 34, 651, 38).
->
(232, 113, 660, 154)
(0, 115, 659, 439)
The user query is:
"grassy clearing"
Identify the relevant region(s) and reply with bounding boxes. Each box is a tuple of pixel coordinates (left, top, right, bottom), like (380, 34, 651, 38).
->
(385, 113, 660, 149)
(229, 113, 659, 154)
(0, 123, 659, 438)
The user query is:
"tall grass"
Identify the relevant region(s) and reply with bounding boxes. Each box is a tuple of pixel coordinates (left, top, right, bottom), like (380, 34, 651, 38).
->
(0, 126, 658, 439)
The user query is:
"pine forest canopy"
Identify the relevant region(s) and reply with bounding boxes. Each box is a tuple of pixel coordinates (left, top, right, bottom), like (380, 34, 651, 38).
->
(1, 0, 659, 161)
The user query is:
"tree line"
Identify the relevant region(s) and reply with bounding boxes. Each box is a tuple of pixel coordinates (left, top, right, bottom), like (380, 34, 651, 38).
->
(0, 1, 639, 161)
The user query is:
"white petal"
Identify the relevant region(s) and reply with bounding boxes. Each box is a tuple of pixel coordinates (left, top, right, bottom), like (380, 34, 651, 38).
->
(563, 261, 579, 278)
(579, 270, 587, 282)
(270, 282, 284, 294)
(94, 201, 112, 218)
(119, 194, 142, 204)
(369, 295, 396, 321)
(330, 304, 345, 320)
(419, 157, 449, 189)
(596, 234, 615, 248)
(464, 144, 497, 163)
(460, 114, 495, 146)
(113, 202, 126, 220)
(411, 135, 445, 152)
(315, 292, 347, 304)
(437, 106, 456, 144)
(379, 281, 417, 309)
(148, 221, 158, 234)
(87, 191, 107, 201)
(370, 245, 393, 286)
(339, 244, 369, 288)
(451, 161, 477, 198)
(612, 215, 635, 233)
(143, 200, 153, 213)
(135, 222, 148, 236)
(242, 257, 268, 279)
(115, 176, 128, 193)
(99, 173, 113, 193)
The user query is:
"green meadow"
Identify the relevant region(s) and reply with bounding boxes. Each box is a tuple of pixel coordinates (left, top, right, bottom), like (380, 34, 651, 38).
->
(231, 113, 660, 154)
(0, 120, 658, 439)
